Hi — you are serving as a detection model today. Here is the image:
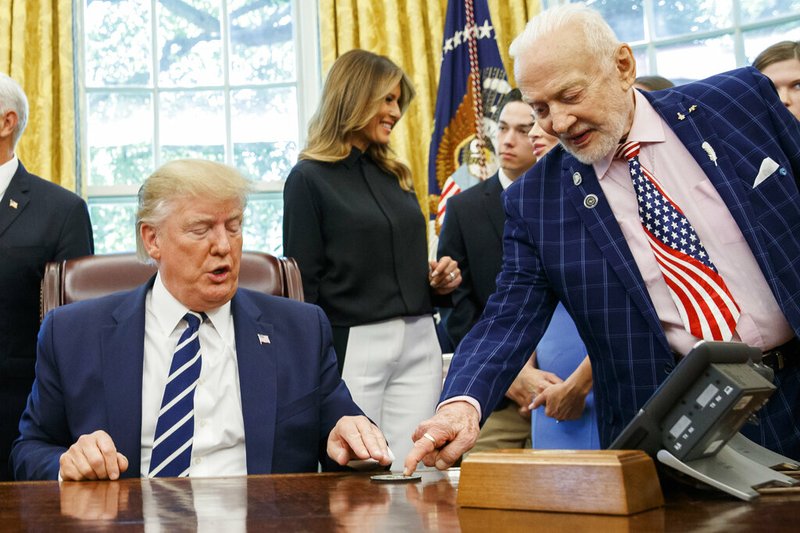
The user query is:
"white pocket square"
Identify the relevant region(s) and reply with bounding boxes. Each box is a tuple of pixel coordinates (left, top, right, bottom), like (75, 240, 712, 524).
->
(753, 157, 779, 188)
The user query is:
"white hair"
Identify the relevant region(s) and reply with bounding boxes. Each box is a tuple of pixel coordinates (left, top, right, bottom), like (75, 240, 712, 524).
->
(510, 4, 621, 80)
(0, 73, 29, 148)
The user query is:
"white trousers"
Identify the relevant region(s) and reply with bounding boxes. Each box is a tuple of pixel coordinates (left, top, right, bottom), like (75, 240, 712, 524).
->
(341, 315, 443, 471)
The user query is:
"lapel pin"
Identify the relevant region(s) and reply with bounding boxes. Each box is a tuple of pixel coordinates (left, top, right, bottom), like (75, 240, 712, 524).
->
(677, 112, 685, 121)
(688, 104, 697, 112)
(257, 333, 271, 345)
(9, 199, 18, 209)
(583, 194, 598, 209)
(701, 141, 718, 166)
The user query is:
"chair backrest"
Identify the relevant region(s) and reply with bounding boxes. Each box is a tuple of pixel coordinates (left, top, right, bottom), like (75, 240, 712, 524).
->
(41, 251, 304, 321)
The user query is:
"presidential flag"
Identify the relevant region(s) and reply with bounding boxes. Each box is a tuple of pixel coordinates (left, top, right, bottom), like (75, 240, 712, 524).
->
(428, 0, 509, 231)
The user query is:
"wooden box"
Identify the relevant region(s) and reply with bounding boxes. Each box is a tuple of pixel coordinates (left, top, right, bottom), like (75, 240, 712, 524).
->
(457, 449, 664, 515)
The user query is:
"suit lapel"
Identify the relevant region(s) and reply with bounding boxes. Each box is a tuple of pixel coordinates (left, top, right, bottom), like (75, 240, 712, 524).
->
(232, 291, 277, 475)
(562, 157, 670, 351)
(0, 163, 31, 238)
(101, 282, 150, 477)
(483, 175, 505, 241)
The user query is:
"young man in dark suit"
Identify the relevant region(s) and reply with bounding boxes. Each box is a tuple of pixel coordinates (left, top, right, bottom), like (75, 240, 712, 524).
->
(0, 73, 94, 481)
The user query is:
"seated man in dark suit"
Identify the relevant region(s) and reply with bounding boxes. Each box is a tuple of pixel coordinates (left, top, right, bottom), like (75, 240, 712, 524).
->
(0, 73, 94, 481)
(11, 159, 392, 481)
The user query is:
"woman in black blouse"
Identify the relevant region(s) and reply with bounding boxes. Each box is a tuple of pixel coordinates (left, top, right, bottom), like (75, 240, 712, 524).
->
(283, 49, 460, 469)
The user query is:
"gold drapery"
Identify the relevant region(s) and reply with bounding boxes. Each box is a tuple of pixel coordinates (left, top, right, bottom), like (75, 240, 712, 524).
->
(319, 0, 541, 219)
(0, 0, 76, 191)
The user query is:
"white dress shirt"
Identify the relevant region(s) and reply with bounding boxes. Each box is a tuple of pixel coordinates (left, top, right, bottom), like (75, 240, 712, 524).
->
(140, 274, 247, 477)
(0, 155, 19, 202)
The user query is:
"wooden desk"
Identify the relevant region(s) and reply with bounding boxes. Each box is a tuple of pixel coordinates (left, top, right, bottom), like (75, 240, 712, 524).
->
(1, 470, 799, 531)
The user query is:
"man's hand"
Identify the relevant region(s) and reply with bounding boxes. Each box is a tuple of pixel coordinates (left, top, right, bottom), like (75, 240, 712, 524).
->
(403, 401, 480, 476)
(327, 415, 392, 466)
(59, 430, 129, 481)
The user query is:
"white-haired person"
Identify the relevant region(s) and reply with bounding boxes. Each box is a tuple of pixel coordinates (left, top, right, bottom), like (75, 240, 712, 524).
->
(0, 73, 93, 481)
(405, 3, 800, 474)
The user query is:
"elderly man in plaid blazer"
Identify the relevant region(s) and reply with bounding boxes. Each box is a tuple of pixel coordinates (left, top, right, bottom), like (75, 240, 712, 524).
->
(404, 4, 800, 474)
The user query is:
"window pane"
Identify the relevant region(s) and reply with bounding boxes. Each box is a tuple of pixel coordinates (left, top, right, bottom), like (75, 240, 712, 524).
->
(84, 0, 152, 86)
(652, 1, 733, 38)
(243, 193, 283, 255)
(229, 0, 296, 84)
(87, 92, 154, 186)
(743, 22, 800, 64)
(741, 0, 800, 23)
(157, 0, 223, 87)
(655, 35, 736, 83)
(585, 0, 645, 43)
(232, 88, 298, 182)
(632, 47, 650, 75)
(160, 91, 225, 163)
(89, 199, 138, 254)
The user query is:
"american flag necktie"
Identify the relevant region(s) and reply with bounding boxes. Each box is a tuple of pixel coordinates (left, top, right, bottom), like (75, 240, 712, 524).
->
(616, 141, 740, 341)
(149, 312, 205, 477)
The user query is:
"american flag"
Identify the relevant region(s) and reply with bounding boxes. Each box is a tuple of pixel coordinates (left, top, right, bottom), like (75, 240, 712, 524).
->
(617, 141, 740, 341)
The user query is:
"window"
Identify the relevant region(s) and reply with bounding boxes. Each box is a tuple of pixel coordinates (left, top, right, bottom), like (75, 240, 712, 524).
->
(546, 0, 800, 84)
(79, 0, 320, 254)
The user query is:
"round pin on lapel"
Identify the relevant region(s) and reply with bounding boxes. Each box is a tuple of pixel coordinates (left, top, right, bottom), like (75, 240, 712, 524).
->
(583, 194, 598, 209)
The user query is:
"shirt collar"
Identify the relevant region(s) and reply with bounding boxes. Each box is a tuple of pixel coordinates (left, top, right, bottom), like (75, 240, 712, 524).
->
(593, 89, 666, 180)
(498, 168, 514, 190)
(0, 155, 19, 201)
(341, 146, 365, 169)
(151, 273, 233, 338)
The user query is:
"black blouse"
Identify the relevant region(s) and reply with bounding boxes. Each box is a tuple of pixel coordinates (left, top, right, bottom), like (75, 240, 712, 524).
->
(283, 148, 434, 327)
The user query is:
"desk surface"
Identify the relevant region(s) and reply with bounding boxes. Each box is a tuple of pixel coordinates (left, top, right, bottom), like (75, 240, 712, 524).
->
(2, 469, 800, 531)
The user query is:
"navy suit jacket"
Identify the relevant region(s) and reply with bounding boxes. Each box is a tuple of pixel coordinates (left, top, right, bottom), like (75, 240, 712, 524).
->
(10, 281, 364, 480)
(442, 67, 800, 458)
(437, 174, 505, 347)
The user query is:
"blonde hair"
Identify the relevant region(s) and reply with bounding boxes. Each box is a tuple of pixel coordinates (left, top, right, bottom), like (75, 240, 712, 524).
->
(510, 4, 620, 80)
(135, 159, 252, 262)
(300, 49, 416, 191)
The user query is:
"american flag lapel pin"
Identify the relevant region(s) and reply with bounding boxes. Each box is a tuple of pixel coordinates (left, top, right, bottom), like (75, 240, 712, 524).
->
(257, 333, 271, 345)
(9, 198, 18, 209)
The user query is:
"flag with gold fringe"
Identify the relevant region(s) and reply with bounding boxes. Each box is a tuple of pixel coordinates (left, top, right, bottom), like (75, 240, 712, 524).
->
(428, 0, 509, 232)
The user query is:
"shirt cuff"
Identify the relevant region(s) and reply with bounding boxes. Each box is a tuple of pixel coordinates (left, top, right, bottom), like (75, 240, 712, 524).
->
(437, 395, 482, 420)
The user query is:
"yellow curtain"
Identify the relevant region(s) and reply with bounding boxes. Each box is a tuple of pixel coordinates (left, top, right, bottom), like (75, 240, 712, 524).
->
(319, 0, 541, 219)
(0, 0, 76, 191)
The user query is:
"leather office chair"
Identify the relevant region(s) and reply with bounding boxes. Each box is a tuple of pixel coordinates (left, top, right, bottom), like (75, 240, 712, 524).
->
(40, 251, 304, 321)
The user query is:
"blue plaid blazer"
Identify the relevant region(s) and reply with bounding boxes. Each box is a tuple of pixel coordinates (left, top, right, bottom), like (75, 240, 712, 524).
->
(442, 67, 800, 458)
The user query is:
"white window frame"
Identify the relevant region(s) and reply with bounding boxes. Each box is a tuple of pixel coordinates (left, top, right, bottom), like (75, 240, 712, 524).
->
(76, 0, 321, 200)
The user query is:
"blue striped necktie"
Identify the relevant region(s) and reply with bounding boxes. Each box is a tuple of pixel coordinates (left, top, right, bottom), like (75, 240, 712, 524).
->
(616, 141, 740, 341)
(149, 311, 205, 477)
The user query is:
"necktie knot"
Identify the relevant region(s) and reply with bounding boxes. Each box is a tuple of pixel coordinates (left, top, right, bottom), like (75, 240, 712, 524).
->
(183, 312, 205, 331)
(615, 141, 640, 161)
